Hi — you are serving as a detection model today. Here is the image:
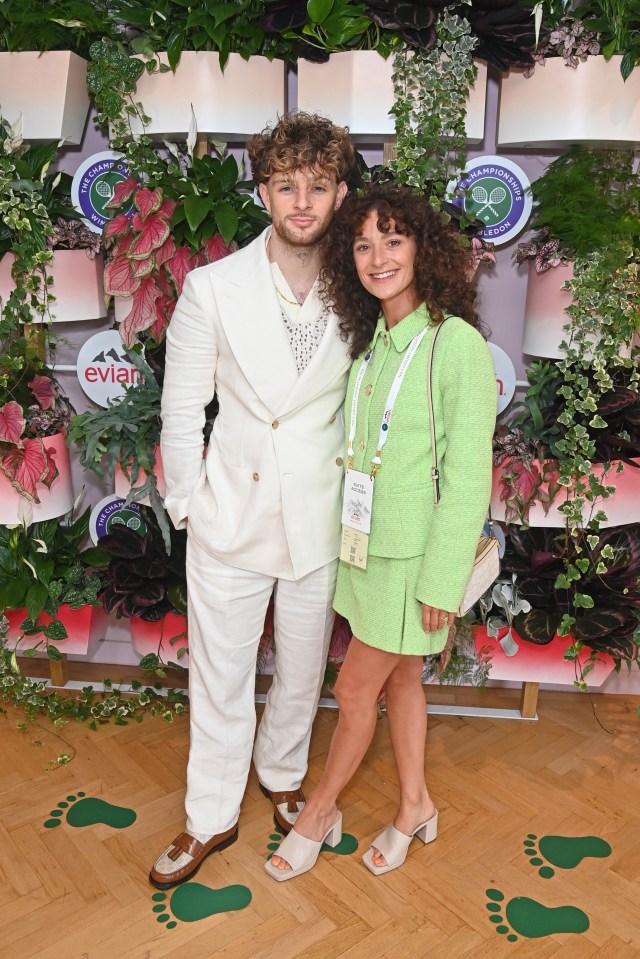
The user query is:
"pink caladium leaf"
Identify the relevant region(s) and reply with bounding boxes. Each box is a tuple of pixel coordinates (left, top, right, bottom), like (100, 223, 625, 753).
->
(131, 255, 155, 279)
(158, 199, 176, 220)
(120, 276, 162, 347)
(147, 295, 171, 343)
(0, 401, 26, 444)
(154, 235, 176, 268)
(134, 187, 163, 220)
(499, 457, 543, 525)
(204, 234, 234, 264)
(28, 374, 56, 410)
(40, 444, 60, 489)
(0, 437, 49, 502)
(128, 214, 171, 260)
(165, 246, 194, 297)
(104, 256, 141, 297)
(107, 176, 138, 210)
(104, 213, 131, 239)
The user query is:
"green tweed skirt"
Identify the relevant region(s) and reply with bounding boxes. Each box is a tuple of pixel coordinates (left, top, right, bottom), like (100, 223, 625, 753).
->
(333, 554, 449, 656)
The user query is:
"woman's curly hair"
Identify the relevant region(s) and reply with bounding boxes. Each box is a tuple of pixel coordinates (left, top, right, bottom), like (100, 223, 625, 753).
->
(248, 112, 355, 185)
(320, 185, 483, 359)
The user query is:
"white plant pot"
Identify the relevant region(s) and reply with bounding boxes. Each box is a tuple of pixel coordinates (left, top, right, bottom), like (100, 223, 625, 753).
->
(126, 52, 286, 139)
(297, 52, 487, 143)
(0, 251, 107, 323)
(522, 261, 638, 360)
(0, 432, 74, 524)
(498, 56, 640, 148)
(0, 52, 89, 144)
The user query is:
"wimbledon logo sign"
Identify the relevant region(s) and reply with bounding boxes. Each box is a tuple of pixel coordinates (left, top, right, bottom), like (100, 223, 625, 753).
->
(71, 151, 134, 235)
(448, 155, 532, 246)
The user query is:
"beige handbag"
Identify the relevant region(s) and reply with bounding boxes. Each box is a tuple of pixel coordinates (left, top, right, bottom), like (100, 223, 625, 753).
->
(427, 320, 500, 617)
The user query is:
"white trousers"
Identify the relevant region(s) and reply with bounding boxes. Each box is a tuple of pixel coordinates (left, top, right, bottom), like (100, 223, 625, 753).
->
(184, 536, 338, 834)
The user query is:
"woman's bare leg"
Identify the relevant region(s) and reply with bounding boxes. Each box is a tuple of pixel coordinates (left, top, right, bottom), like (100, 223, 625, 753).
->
(271, 636, 400, 870)
(371, 655, 435, 866)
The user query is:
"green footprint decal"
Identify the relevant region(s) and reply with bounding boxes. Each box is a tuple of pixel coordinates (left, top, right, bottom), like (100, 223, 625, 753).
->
(523, 833, 612, 878)
(151, 882, 252, 928)
(485, 888, 589, 942)
(266, 829, 359, 861)
(44, 792, 136, 830)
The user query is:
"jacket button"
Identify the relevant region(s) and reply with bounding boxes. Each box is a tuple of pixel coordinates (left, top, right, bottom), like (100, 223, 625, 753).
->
(336, 457, 343, 467)
(365, 384, 372, 396)
(272, 419, 279, 429)
(253, 472, 260, 481)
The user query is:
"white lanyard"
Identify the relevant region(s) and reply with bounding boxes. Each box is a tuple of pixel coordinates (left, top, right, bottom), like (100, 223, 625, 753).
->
(347, 326, 429, 472)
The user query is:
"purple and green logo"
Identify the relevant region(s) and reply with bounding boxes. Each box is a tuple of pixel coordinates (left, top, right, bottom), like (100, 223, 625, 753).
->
(449, 156, 532, 247)
(71, 151, 133, 235)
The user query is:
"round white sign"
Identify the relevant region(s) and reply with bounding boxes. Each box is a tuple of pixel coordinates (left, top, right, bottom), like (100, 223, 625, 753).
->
(448, 155, 532, 246)
(488, 342, 516, 414)
(89, 494, 146, 545)
(71, 151, 134, 235)
(77, 330, 143, 407)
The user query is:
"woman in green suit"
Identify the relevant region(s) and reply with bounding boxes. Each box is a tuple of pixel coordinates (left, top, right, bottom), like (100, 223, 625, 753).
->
(265, 184, 497, 881)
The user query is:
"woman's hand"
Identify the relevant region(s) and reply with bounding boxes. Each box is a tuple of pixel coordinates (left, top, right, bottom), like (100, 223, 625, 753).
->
(421, 604, 455, 633)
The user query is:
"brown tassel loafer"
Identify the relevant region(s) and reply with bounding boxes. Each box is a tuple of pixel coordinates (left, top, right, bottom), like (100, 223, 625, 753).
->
(149, 824, 239, 889)
(259, 783, 306, 835)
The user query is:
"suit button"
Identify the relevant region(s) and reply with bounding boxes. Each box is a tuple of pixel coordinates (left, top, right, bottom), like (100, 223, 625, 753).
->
(336, 457, 343, 467)
(272, 419, 279, 429)
(253, 472, 260, 481)
(365, 384, 372, 396)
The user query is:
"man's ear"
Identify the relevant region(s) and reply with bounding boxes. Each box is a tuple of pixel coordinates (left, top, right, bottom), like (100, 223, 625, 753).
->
(335, 181, 348, 209)
(258, 181, 271, 213)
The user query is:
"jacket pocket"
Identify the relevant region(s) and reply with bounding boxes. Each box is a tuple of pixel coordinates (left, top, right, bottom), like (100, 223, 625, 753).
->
(368, 485, 433, 558)
(189, 443, 254, 546)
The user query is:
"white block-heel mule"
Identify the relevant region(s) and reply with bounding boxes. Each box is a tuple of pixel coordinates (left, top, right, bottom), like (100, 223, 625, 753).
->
(362, 809, 438, 876)
(264, 813, 343, 882)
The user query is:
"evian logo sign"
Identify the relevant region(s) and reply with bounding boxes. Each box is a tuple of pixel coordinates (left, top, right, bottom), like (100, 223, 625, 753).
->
(71, 151, 134, 235)
(487, 342, 516, 414)
(77, 330, 143, 407)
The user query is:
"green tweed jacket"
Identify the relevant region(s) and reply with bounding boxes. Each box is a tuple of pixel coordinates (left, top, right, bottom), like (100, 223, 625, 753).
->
(344, 305, 497, 613)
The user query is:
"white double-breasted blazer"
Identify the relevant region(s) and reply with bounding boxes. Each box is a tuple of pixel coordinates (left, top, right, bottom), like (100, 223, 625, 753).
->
(160, 228, 352, 579)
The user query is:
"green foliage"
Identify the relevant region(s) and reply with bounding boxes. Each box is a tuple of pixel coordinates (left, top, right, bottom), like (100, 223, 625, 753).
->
(0, 0, 117, 57)
(68, 352, 161, 484)
(575, 0, 640, 78)
(159, 149, 271, 251)
(0, 508, 107, 657)
(0, 613, 188, 749)
(109, 0, 276, 68)
(390, 13, 477, 219)
(525, 147, 640, 268)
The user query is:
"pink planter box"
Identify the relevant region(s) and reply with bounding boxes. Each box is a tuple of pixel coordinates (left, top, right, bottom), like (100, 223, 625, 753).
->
(0, 432, 74, 524)
(6, 604, 101, 656)
(0, 251, 106, 323)
(474, 625, 615, 686)
(491, 457, 640, 528)
(130, 612, 188, 666)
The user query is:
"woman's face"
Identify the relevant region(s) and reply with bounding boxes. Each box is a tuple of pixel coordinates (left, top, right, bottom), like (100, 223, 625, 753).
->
(353, 210, 418, 319)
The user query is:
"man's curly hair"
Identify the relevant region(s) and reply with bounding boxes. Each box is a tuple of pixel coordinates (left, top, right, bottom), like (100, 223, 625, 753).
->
(320, 185, 484, 359)
(247, 112, 355, 185)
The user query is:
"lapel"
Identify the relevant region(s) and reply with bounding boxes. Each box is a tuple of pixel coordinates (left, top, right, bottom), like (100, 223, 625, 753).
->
(212, 230, 299, 416)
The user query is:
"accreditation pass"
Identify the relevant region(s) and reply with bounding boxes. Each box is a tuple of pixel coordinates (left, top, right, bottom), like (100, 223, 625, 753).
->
(340, 469, 374, 569)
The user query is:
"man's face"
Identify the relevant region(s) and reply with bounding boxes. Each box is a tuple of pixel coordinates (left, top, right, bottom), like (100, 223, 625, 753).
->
(259, 166, 348, 248)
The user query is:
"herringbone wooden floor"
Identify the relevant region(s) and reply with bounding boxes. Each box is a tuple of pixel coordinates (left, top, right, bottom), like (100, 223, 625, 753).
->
(1, 685, 639, 959)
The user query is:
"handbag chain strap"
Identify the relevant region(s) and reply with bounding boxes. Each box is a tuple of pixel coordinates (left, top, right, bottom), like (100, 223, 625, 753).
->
(426, 317, 494, 533)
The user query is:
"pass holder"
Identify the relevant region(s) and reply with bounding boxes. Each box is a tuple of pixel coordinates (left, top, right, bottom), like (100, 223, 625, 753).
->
(340, 468, 374, 569)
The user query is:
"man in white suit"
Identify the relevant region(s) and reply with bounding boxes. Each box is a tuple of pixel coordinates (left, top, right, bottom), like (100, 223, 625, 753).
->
(150, 113, 355, 888)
